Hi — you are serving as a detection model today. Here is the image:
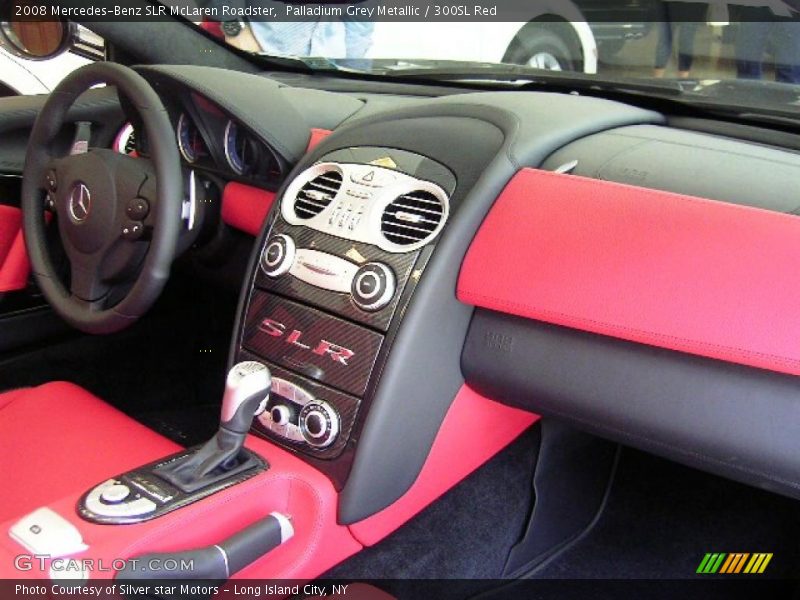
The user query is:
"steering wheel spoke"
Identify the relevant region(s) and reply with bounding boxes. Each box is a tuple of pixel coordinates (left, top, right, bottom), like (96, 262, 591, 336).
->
(69, 258, 110, 305)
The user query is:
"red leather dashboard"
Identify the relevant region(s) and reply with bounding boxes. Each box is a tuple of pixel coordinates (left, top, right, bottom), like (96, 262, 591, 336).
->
(221, 182, 277, 236)
(458, 168, 800, 378)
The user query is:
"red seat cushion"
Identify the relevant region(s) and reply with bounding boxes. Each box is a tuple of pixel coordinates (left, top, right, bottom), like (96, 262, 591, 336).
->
(0, 382, 180, 523)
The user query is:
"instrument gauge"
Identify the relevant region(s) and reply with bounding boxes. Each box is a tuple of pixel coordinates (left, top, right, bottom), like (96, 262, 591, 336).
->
(176, 113, 206, 164)
(224, 120, 256, 176)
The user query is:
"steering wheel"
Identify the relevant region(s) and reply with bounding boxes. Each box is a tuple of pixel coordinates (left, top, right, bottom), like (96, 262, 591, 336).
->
(22, 63, 182, 334)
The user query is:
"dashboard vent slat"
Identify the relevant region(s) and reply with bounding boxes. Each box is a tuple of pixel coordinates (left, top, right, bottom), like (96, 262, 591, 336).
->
(293, 170, 342, 220)
(381, 190, 445, 247)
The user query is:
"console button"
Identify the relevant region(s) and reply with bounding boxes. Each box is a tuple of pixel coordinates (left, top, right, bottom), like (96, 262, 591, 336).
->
(121, 221, 144, 241)
(304, 413, 325, 437)
(270, 404, 292, 426)
(289, 248, 359, 294)
(261, 234, 296, 278)
(349, 168, 396, 188)
(352, 263, 396, 312)
(127, 475, 174, 503)
(100, 484, 131, 504)
(126, 198, 150, 221)
(356, 272, 380, 299)
(45, 170, 57, 192)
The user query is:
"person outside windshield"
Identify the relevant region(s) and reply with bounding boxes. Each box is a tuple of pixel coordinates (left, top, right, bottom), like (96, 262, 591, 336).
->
(202, 0, 375, 58)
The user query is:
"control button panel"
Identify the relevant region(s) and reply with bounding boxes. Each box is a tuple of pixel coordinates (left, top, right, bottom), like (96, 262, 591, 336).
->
(257, 377, 340, 450)
(289, 248, 359, 294)
(259, 235, 398, 314)
(83, 478, 159, 520)
(79, 472, 185, 524)
(78, 450, 268, 525)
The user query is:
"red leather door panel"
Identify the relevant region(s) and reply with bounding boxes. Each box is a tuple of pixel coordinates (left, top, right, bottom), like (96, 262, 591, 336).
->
(0, 205, 30, 293)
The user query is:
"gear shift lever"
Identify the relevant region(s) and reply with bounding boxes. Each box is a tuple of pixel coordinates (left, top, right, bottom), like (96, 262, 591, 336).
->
(220, 361, 272, 434)
(154, 362, 271, 493)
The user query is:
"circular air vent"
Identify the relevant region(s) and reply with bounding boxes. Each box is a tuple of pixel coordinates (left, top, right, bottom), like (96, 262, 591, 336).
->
(293, 170, 343, 219)
(381, 190, 445, 247)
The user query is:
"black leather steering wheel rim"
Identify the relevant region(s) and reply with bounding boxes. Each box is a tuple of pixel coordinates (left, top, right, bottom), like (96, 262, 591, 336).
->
(22, 63, 182, 334)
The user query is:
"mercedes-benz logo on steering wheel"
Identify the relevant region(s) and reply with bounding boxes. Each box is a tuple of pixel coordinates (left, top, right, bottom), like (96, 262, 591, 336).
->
(68, 182, 92, 223)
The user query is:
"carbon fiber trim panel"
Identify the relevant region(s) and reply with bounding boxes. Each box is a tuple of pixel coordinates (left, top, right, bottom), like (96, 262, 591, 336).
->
(255, 219, 420, 332)
(243, 292, 383, 397)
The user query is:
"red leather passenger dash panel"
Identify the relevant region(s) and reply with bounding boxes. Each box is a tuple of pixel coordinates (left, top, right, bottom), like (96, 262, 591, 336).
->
(458, 168, 800, 378)
(221, 182, 277, 236)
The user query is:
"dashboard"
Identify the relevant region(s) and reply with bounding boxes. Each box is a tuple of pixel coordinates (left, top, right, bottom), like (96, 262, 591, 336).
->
(120, 65, 800, 525)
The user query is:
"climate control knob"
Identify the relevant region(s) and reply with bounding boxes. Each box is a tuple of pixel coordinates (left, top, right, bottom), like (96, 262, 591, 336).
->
(261, 234, 296, 277)
(299, 400, 340, 448)
(351, 262, 396, 312)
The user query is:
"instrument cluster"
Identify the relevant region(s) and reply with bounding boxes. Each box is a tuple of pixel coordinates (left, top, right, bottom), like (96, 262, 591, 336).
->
(121, 91, 284, 187)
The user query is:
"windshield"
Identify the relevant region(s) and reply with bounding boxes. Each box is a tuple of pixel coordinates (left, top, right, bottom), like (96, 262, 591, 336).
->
(177, 1, 800, 111)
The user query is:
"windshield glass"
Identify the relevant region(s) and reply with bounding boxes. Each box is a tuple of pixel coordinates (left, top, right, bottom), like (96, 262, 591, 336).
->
(174, 1, 799, 111)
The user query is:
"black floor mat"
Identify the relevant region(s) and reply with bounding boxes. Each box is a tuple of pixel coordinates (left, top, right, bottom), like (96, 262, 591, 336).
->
(0, 273, 236, 445)
(531, 448, 800, 580)
(324, 438, 800, 600)
(322, 426, 541, 598)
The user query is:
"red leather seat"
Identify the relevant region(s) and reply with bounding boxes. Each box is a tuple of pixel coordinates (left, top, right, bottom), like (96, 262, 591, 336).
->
(0, 382, 180, 523)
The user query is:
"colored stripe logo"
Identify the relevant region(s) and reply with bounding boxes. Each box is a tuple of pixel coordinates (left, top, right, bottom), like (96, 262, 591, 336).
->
(697, 553, 773, 574)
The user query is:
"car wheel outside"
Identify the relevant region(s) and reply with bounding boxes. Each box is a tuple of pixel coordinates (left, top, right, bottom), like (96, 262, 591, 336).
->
(504, 27, 578, 72)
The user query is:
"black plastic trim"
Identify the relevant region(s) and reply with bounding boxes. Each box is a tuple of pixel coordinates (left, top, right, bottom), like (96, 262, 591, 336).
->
(463, 309, 800, 501)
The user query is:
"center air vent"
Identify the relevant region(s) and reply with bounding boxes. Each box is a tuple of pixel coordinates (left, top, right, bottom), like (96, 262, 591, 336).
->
(293, 170, 342, 219)
(381, 190, 445, 247)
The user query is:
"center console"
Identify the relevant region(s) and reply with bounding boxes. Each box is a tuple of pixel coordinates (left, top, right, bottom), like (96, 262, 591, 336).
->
(45, 146, 457, 583)
(71, 146, 456, 530)
(234, 146, 456, 487)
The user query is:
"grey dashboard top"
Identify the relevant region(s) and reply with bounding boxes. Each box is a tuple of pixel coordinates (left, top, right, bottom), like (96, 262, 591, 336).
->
(542, 124, 800, 214)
